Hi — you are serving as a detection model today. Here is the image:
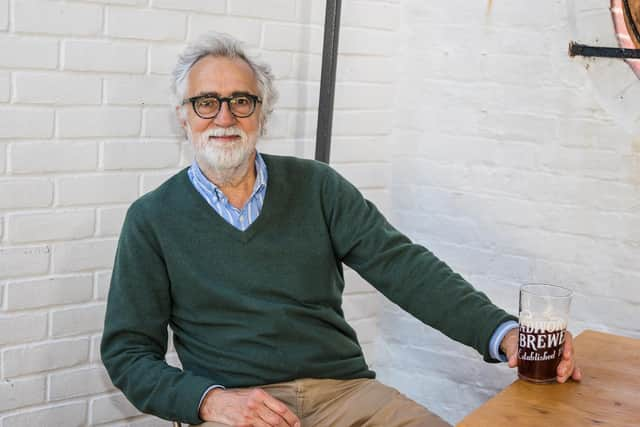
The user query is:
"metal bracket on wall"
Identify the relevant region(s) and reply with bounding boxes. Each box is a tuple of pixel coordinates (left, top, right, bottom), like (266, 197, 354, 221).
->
(568, 41, 640, 59)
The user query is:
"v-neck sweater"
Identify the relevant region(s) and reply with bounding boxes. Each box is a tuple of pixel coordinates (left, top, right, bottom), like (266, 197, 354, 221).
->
(101, 154, 516, 425)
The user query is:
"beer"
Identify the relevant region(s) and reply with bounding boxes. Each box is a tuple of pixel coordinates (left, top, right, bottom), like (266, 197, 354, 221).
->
(517, 316, 566, 383)
(517, 284, 572, 384)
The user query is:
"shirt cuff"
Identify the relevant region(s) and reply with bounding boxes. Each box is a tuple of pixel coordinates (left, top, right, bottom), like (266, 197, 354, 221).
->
(198, 384, 226, 412)
(489, 320, 519, 362)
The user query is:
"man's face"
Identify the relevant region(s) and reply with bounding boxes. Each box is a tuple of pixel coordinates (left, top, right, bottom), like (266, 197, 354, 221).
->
(181, 55, 261, 173)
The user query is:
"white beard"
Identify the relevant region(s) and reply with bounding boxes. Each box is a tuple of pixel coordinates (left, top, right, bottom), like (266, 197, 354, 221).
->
(188, 126, 258, 185)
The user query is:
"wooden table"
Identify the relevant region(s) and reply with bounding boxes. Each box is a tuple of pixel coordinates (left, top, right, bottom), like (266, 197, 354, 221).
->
(457, 330, 640, 426)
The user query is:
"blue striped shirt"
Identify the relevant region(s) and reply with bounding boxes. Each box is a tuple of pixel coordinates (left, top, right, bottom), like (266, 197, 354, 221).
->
(187, 152, 268, 231)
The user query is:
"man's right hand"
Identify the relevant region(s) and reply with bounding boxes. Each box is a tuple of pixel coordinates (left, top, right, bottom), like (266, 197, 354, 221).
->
(199, 387, 301, 427)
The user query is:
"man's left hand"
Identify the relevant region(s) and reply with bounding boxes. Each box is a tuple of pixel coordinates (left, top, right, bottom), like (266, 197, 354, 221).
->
(500, 328, 583, 383)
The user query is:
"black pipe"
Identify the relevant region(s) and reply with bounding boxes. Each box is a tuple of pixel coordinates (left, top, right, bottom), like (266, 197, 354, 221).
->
(569, 41, 640, 59)
(315, 0, 342, 164)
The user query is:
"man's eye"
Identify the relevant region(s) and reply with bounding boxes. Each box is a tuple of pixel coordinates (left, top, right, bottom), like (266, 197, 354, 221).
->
(234, 97, 250, 105)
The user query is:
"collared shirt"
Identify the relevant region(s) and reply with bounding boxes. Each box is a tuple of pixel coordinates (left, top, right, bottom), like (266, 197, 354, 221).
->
(187, 152, 268, 231)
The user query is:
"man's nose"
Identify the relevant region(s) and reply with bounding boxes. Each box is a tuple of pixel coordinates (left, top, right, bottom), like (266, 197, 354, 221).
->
(213, 101, 236, 127)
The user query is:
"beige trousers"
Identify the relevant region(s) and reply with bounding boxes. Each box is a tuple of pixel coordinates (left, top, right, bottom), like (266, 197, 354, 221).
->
(193, 378, 451, 427)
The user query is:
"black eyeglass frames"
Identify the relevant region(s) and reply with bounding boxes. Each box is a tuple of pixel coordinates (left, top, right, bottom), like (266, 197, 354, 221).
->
(182, 93, 262, 119)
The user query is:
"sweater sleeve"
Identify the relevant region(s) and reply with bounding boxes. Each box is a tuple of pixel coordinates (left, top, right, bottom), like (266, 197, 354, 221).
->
(321, 168, 517, 362)
(100, 201, 215, 424)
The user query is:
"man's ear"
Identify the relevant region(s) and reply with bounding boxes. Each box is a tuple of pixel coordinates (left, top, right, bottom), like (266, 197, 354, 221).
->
(175, 105, 187, 129)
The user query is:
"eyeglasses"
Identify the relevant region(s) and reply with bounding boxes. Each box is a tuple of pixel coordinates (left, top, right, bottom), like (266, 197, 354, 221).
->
(182, 93, 262, 119)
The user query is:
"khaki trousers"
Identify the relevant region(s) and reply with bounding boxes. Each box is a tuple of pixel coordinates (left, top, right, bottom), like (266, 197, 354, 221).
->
(194, 378, 451, 427)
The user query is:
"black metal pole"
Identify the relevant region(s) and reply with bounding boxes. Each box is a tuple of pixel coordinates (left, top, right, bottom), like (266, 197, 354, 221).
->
(315, 0, 342, 164)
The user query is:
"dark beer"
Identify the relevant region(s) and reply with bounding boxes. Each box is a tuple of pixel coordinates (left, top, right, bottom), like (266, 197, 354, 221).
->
(517, 318, 566, 383)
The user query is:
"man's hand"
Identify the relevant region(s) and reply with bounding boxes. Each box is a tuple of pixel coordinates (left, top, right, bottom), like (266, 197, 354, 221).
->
(199, 387, 301, 427)
(500, 328, 583, 383)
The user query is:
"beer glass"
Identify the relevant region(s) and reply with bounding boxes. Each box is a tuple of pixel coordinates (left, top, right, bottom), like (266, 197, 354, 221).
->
(518, 283, 572, 383)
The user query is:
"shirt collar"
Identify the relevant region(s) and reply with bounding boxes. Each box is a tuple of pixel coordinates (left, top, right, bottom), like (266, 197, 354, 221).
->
(190, 151, 267, 203)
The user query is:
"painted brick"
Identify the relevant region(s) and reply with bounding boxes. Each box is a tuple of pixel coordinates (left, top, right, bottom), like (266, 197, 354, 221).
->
(52, 239, 118, 273)
(15, 0, 102, 36)
(334, 83, 391, 110)
(229, 0, 296, 21)
(106, 7, 187, 41)
(0, 36, 58, 69)
(91, 393, 142, 424)
(340, 28, 395, 56)
(189, 15, 261, 46)
(349, 317, 377, 343)
(2, 402, 87, 427)
(0, 107, 54, 139)
(333, 163, 390, 190)
(0, 0, 7, 30)
(0, 376, 46, 412)
(6, 275, 93, 310)
(0, 179, 53, 209)
(0, 313, 47, 345)
(262, 24, 323, 53)
(149, 43, 184, 74)
(343, 293, 380, 321)
(276, 81, 319, 109)
(51, 303, 106, 337)
(90, 334, 102, 363)
(11, 141, 98, 174)
(0, 245, 50, 279)
(342, 1, 400, 30)
(336, 56, 395, 83)
(0, 71, 9, 102)
(57, 174, 138, 206)
(96, 270, 112, 300)
(141, 170, 176, 193)
(249, 50, 292, 79)
(142, 107, 182, 137)
(7, 210, 95, 243)
(63, 40, 146, 73)
(49, 365, 115, 400)
(98, 206, 128, 236)
(3, 338, 90, 377)
(151, 0, 225, 13)
(105, 75, 170, 106)
(14, 72, 102, 105)
(56, 107, 141, 138)
(86, 0, 146, 4)
(0, 143, 5, 173)
(103, 141, 180, 170)
(330, 137, 389, 164)
(333, 112, 392, 136)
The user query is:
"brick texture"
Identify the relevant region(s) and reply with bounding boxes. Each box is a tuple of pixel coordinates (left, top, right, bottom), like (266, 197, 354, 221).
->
(4, 1, 636, 426)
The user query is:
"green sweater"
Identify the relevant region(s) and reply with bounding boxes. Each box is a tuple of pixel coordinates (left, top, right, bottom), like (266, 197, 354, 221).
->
(101, 154, 516, 424)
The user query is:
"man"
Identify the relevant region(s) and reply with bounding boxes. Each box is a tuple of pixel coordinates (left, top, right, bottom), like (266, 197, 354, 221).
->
(101, 32, 581, 427)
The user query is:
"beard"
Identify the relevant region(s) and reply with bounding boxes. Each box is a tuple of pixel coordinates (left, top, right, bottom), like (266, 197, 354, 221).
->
(188, 125, 258, 185)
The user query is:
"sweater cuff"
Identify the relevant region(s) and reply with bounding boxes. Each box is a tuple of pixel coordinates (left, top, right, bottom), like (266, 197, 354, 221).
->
(489, 320, 519, 362)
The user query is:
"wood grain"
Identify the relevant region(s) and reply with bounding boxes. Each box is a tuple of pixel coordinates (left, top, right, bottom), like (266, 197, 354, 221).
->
(457, 330, 640, 427)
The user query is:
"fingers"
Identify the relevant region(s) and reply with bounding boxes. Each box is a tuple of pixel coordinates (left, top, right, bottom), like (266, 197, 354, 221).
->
(263, 395, 300, 427)
(500, 329, 519, 368)
(251, 389, 300, 427)
(556, 332, 581, 383)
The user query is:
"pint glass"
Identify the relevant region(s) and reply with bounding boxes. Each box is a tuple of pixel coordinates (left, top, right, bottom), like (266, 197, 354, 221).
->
(518, 283, 572, 383)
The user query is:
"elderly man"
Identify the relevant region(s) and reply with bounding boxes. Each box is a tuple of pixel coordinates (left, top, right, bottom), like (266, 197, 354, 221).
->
(101, 32, 580, 427)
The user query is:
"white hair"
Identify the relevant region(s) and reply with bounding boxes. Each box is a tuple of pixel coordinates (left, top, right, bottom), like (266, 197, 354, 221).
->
(171, 32, 278, 133)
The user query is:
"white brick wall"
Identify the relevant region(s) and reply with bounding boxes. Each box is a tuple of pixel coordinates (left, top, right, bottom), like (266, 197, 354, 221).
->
(0, 1, 393, 424)
(377, 0, 640, 424)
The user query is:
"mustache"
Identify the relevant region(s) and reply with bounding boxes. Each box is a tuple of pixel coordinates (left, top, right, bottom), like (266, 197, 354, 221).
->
(202, 127, 246, 138)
